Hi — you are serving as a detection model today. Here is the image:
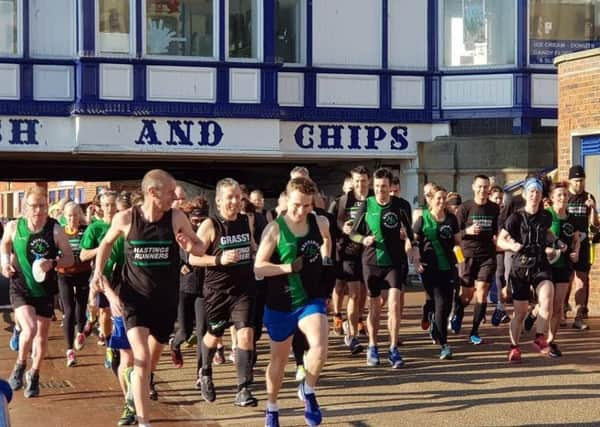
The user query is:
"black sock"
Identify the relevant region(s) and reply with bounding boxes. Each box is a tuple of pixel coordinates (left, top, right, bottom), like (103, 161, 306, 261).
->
(236, 348, 253, 391)
(471, 302, 487, 335)
(535, 332, 544, 339)
(510, 344, 519, 349)
(200, 341, 216, 377)
(334, 312, 342, 318)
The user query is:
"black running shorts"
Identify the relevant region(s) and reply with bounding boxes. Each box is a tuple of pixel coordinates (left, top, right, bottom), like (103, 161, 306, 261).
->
(460, 256, 496, 287)
(509, 267, 552, 301)
(362, 264, 407, 298)
(9, 274, 55, 319)
(203, 287, 255, 337)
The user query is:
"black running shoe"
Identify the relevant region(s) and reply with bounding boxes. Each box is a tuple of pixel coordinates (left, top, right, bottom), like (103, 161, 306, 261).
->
(548, 342, 562, 358)
(24, 370, 40, 398)
(200, 375, 216, 402)
(8, 363, 25, 391)
(234, 387, 258, 407)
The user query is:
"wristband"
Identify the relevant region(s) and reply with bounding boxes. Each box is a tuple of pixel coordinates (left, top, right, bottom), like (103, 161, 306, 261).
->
(322, 256, 333, 266)
(0, 253, 9, 267)
(215, 253, 222, 266)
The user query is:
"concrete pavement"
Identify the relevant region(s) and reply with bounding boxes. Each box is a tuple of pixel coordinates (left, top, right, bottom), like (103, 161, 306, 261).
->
(2, 290, 600, 426)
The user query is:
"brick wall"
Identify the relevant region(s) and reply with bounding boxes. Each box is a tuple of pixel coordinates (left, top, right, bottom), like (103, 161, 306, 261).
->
(556, 48, 600, 314)
(0, 180, 141, 218)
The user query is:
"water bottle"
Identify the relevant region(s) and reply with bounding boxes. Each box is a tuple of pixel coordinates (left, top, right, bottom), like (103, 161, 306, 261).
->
(453, 246, 465, 263)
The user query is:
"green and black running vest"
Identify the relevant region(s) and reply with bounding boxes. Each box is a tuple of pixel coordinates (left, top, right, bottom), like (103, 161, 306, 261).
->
(123, 206, 179, 300)
(421, 209, 452, 271)
(266, 214, 323, 312)
(548, 207, 576, 269)
(204, 213, 253, 294)
(13, 217, 59, 297)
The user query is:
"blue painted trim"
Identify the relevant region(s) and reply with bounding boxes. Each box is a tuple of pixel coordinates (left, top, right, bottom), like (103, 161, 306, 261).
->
(135, 0, 143, 57)
(427, 0, 437, 72)
(20, 63, 33, 101)
(219, 0, 225, 61)
(304, 71, 316, 109)
(381, 0, 388, 70)
(81, 0, 94, 55)
(379, 74, 391, 111)
(581, 135, 600, 155)
(0, 101, 73, 116)
(133, 63, 146, 102)
(263, 0, 276, 63)
(306, 0, 312, 67)
(216, 66, 229, 105)
(22, 0, 29, 58)
(517, 0, 527, 68)
(513, 73, 530, 108)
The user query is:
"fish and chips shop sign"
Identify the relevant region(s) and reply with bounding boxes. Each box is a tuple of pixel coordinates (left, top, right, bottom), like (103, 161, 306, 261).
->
(0, 117, 446, 158)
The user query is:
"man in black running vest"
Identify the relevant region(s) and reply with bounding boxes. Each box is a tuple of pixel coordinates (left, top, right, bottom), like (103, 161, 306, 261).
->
(92, 169, 206, 427)
(333, 165, 370, 354)
(190, 178, 258, 407)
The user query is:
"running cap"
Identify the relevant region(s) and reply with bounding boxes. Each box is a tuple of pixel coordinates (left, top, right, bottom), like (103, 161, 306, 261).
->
(523, 178, 543, 193)
(568, 165, 585, 179)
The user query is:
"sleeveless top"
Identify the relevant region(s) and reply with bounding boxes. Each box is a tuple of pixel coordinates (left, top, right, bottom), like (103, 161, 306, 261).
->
(13, 217, 59, 297)
(266, 214, 324, 312)
(203, 213, 253, 295)
(122, 206, 179, 300)
(57, 224, 92, 275)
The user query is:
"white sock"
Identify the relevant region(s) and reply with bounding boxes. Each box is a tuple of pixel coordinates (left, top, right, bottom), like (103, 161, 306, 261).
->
(303, 382, 315, 395)
(497, 302, 505, 310)
(267, 401, 279, 412)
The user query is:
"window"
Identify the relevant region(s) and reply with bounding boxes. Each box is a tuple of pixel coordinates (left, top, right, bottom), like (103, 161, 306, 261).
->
(68, 188, 75, 201)
(30, 0, 76, 57)
(0, 0, 19, 56)
(58, 189, 66, 200)
(228, 0, 260, 59)
(529, 0, 600, 65)
(98, 0, 133, 55)
(78, 188, 85, 203)
(48, 190, 56, 203)
(441, 0, 516, 68)
(275, 0, 303, 64)
(145, 0, 216, 58)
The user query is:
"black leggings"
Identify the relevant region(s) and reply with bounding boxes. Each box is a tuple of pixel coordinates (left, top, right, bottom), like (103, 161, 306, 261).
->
(58, 272, 90, 349)
(172, 292, 199, 348)
(422, 270, 455, 346)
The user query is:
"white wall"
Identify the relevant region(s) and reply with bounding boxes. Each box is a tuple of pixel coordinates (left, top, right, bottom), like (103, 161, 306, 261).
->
(312, 0, 381, 68)
(317, 74, 379, 108)
(388, 0, 427, 70)
(146, 66, 216, 102)
(30, 0, 76, 58)
(531, 74, 557, 108)
(442, 74, 514, 109)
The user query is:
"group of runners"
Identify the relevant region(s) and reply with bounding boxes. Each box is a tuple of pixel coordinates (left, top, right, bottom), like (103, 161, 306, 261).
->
(0, 164, 597, 427)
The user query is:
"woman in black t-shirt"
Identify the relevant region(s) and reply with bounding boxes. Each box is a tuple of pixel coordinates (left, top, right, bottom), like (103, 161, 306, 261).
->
(498, 178, 558, 363)
(413, 185, 462, 360)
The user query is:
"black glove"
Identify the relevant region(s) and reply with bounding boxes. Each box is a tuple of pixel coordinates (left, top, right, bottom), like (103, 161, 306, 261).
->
(291, 256, 304, 273)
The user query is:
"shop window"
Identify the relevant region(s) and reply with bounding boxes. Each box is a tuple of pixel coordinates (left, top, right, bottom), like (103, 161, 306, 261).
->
(228, 0, 260, 59)
(276, 0, 304, 64)
(145, 0, 216, 58)
(0, 0, 20, 56)
(441, 0, 516, 68)
(529, 0, 600, 65)
(30, 0, 76, 58)
(97, 0, 134, 55)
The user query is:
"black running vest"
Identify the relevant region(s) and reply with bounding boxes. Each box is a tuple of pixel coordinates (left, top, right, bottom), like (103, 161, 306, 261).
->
(203, 213, 253, 294)
(123, 206, 179, 299)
